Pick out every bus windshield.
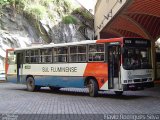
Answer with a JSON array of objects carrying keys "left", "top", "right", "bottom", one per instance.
[{"left": 123, "top": 47, "right": 152, "bottom": 70}]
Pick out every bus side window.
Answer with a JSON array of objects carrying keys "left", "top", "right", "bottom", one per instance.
[
  {"left": 78, "top": 45, "right": 86, "bottom": 62},
  {"left": 8, "top": 51, "right": 16, "bottom": 64},
  {"left": 54, "top": 47, "right": 68, "bottom": 62},
  {"left": 69, "top": 45, "right": 87, "bottom": 62},
  {"left": 69, "top": 46, "right": 77, "bottom": 62},
  {"left": 53, "top": 48, "right": 58, "bottom": 62},
  {"left": 25, "top": 50, "right": 30, "bottom": 63},
  {"left": 88, "top": 44, "right": 104, "bottom": 61},
  {"left": 46, "top": 49, "right": 52, "bottom": 63},
  {"left": 30, "top": 50, "right": 35, "bottom": 63},
  {"left": 30, "top": 49, "right": 39, "bottom": 63},
  {"left": 35, "top": 50, "right": 39, "bottom": 63},
  {"left": 40, "top": 49, "right": 46, "bottom": 63},
  {"left": 40, "top": 49, "right": 52, "bottom": 63}
]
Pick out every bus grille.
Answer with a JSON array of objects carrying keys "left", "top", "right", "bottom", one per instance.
[{"left": 134, "top": 79, "right": 141, "bottom": 83}]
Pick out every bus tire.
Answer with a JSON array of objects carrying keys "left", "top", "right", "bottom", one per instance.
[
  {"left": 114, "top": 91, "right": 123, "bottom": 96},
  {"left": 88, "top": 79, "right": 98, "bottom": 97},
  {"left": 49, "top": 86, "right": 60, "bottom": 91},
  {"left": 26, "top": 77, "right": 39, "bottom": 92}
]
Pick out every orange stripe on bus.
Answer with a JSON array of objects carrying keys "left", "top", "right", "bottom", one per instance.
[
  {"left": 83, "top": 63, "right": 108, "bottom": 89},
  {"left": 5, "top": 49, "right": 14, "bottom": 74},
  {"left": 96, "top": 38, "right": 122, "bottom": 43}
]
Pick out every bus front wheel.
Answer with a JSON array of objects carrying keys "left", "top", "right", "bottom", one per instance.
[
  {"left": 88, "top": 79, "right": 98, "bottom": 97},
  {"left": 26, "top": 77, "right": 40, "bottom": 92}
]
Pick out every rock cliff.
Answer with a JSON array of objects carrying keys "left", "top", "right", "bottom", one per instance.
[{"left": 0, "top": 0, "right": 94, "bottom": 71}]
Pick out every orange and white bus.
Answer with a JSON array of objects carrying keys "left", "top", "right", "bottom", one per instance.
[{"left": 5, "top": 37, "right": 154, "bottom": 97}]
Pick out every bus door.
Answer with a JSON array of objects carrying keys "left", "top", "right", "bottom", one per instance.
[
  {"left": 16, "top": 52, "right": 24, "bottom": 83},
  {"left": 107, "top": 44, "right": 121, "bottom": 90}
]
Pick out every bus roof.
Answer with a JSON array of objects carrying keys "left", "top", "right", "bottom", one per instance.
[
  {"left": 14, "top": 40, "right": 96, "bottom": 51},
  {"left": 14, "top": 38, "right": 124, "bottom": 51}
]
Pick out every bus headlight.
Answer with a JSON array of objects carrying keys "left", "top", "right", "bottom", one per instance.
[
  {"left": 124, "top": 80, "right": 127, "bottom": 83},
  {"left": 128, "top": 80, "right": 132, "bottom": 83}
]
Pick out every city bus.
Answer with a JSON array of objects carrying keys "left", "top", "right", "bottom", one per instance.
[{"left": 5, "top": 37, "right": 154, "bottom": 97}]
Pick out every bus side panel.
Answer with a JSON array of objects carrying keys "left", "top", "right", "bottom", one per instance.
[
  {"left": 6, "top": 64, "right": 17, "bottom": 83},
  {"left": 7, "top": 75, "right": 17, "bottom": 83},
  {"left": 23, "top": 63, "right": 87, "bottom": 88},
  {"left": 34, "top": 76, "right": 84, "bottom": 88},
  {"left": 22, "top": 63, "right": 108, "bottom": 89},
  {"left": 20, "top": 75, "right": 27, "bottom": 84},
  {"left": 19, "top": 75, "right": 45, "bottom": 86},
  {"left": 83, "top": 63, "right": 108, "bottom": 90}
]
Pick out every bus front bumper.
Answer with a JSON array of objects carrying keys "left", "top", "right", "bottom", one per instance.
[{"left": 123, "top": 82, "right": 154, "bottom": 91}]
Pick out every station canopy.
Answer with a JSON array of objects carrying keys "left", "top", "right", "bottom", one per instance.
[{"left": 100, "top": 0, "right": 160, "bottom": 41}]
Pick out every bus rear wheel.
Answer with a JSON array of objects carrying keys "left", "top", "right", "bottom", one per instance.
[
  {"left": 88, "top": 79, "right": 98, "bottom": 97},
  {"left": 26, "top": 77, "right": 40, "bottom": 92}
]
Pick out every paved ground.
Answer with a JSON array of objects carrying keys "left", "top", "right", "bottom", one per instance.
[{"left": 0, "top": 83, "right": 160, "bottom": 120}]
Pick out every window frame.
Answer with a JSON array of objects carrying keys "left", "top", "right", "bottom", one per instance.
[
  {"left": 25, "top": 50, "right": 31, "bottom": 64},
  {"left": 8, "top": 51, "right": 16, "bottom": 65},
  {"left": 23, "top": 43, "right": 106, "bottom": 64},
  {"left": 69, "top": 45, "right": 87, "bottom": 63},
  {"left": 39, "top": 48, "right": 53, "bottom": 64},
  {"left": 53, "top": 47, "right": 68, "bottom": 63},
  {"left": 30, "top": 49, "right": 40, "bottom": 63},
  {"left": 88, "top": 43, "right": 105, "bottom": 62}
]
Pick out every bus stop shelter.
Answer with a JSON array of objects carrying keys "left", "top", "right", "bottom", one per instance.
[
  {"left": 94, "top": 0, "right": 160, "bottom": 80},
  {"left": 97, "top": 0, "right": 160, "bottom": 41}
]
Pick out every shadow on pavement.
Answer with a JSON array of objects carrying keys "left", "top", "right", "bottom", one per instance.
[{"left": 11, "top": 87, "right": 150, "bottom": 100}]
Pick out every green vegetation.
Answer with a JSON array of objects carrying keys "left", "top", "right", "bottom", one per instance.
[
  {"left": 0, "top": 0, "right": 9, "bottom": 6},
  {"left": 0, "top": 0, "right": 74, "bottom": 21},
  {"left": 26, "top": 5, "right": 46, "bottom": 19},
  {"left": 0, "top": 0, "right": 93, "bottom": 26},
  {"left": 40, "top": 0, "right": 53, "bottom": 7},
  {"left": 62, "top": 15, "right": 77, "bottom": 24},
  {"left": 73, "top": 8, "right": 93, "bottom": 20}
]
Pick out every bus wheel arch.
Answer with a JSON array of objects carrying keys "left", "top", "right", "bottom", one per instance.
[
  {"left": 26, "top": 75, "right": 40, "bottom": 92},
  {"left": 26, "top": 75, "right": 34, "bottom": 81},
  {"left": 85, "top": 76, "right": 99, "bottom": 97}
]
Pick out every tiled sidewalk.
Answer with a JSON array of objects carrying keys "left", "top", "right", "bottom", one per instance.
[{"left": 0, "top": 83, "right": 159, "bottom": 119}]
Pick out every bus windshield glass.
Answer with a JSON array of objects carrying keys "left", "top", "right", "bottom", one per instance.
[{"left": 123, "top": 47, "right": 152, "bottom": 70}]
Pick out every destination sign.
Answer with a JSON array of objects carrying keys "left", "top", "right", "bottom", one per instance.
[
  {"left": 124, "top": 38, "right": 151, "bottom": 47},
  {"left": 109, "top": 42, "right": 120, "bottom": 45}
]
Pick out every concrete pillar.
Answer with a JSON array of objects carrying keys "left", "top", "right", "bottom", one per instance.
[{"left": 152, "top": 41, "right": 156, "bottom": 81}]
